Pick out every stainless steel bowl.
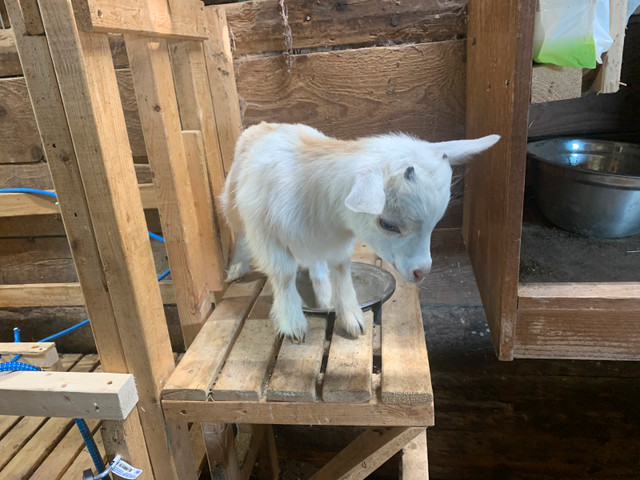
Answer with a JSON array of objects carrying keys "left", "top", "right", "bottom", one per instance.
[
  {"left": 528, "top": 138, "right": 640, "bottom": 238},
  {"left": 296, "top": 262, "right": 396, "bottom": 314}
]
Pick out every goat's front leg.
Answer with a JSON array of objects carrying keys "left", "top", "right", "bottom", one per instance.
[{"left": 331, "top": 261, "right": 365, "bottom": 337}]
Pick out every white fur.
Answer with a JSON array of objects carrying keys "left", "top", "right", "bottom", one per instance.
[{"left": 221, "top": 122, "right": 499, "bottom": 340}]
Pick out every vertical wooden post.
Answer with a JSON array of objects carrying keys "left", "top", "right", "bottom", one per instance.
[
  {"left": 5, "top": 0, "right": 152, "bottom": 475},
  {"left": 595, "top": 0, "right": 628, "bottom": 93},
  {"left": 34, "top": 0, "right": 196, "bottom": 477}
]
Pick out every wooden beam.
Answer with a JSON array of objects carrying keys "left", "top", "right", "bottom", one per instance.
[
  {"left": 0, "top": 342, "right": 58, "bottom": 368},
  {"left": 0, "top": 281, "right": 177, "bottom": 307},
  {"left": 0, "top": 371, "right": 137, "bottom": 420},
  {"left": 530, "top": 65, "right": 582, "bottom": 104},
  {"left": 0, "top": 184, "right": 157, "bottom": 218},
  {"left": 518, "top": 282, "right": 640, "bottom": 310},
  {"left": 400, "top": 430, "right": 429, "bottom": 480},
  {"left": 595, "top": 0, "right": 628, "bottom": 93},
  {"left": 35, "top": 0, "right": 193, "bottom": 476},
  {"left": 126, "top": 34, "right": 213, "bottom": 347},
  {"left": 462, "top": 0, "right": 536, "bottom": 360},
  {"left": 71, "top": 0, "right": 208, "bottom": 40}
]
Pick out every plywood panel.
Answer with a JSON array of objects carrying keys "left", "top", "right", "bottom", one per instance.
[{"left": 236, "top": 41, "right": 465, "bottom": 141}]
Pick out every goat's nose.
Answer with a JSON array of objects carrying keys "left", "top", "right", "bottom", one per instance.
[{"left": 412, "top": 266, "right": 430, "bottom": 282}]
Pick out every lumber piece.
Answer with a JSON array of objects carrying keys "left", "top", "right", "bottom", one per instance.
[
  {"left": 126, "top": 34, "right": 213, "bottom": 346},
  {"left": 224, "top": 0, "right": 466, "bottom": 55},
  {"left": 400, "top": 430, "right": 428, "bottom": 480},
  {"left": 0, "top": 30, "right": 22, "bottom": 77},
  {"left": 518, "top": 282, "right": 640, "bottom": 310},
  {"left": 0, "top": 281, "right": 176, "bottom": 307},
  {"left": 0, "top": 341, "right": 58, "bottom": 368},
  {"left": 595, "top": 0, "right": 628, "bottom": 93},
  {"left": 380, "top": 263, "right": 433, "bottom": 404},
  {"left": 309, "top": 427, "right": 423, "bottom": 480},
  {"left": 71, "top": 0, "right": 208, "bottom": 40},
  {"left": 34, "top": 0, "right": 191, "bottom": 475},
  {"left": 162, "top": 275, "right": 266, "bottom": 400},
  {"left": 204, "top": 6, "right": 242, "bottom": 173},
  {"left": 237, "top": 40, "right": 465, "bottom": 143},
  {"left": 530, "top": 65, "right": 582, "bottom": 104},
  {"left": 322, "top": 311, "right": 374, "bottom": 403},
  {"left": 0, "top": 371, "right": 138, "bottom": 420},
  {"left": 463, "top": 0, "right": 535, "bottom": 360},
  {"left": 266, "top": 316, "right": 326, "bottom": 402}
]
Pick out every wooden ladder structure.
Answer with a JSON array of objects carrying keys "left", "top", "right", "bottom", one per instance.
[{"left": 7, "top": 0, "right": 435, "bottom": 477}]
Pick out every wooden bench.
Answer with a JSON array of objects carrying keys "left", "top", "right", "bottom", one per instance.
[{"left": 162, "top": 244, "right": 434, "bottom": 479}]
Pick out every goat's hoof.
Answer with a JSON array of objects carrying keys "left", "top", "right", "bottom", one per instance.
[
  {"left": 225, "top": 262, "right": 250, "bottom": 282},
  {"left": 338, "top": 309, "right": 366, "bottom": 338}
]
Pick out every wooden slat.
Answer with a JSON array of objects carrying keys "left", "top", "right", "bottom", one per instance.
[
  {"left": 530, "top": 65, "right": 582, "bottom": 104},
  {"left": 266, "top": 316, "right": 327, "bottom": 402},
  {"left": 514, "top": 310, "right": 640, "bottom": 361},
  {"left": 28, "top": 418, "right": 101, "bottom": 480},
  {"left": 400, "top": 430, "right": 429, "bottom": 480},
  {"left": 211, "top": 318, "right": 280, "bottom": 401},
  {"left": 322, "top": 311, "right": 374, "bottom": 403},
  {"left": 462, "top": 0, "right": 535, "bottom": 360},
  {"left": 72, "top": 0, "right": 208, "bottom": 39},
  {"left": 0, "top": 415, "right": 21, "bottom": 439},
  {"left": 162, "top": 276, "right": 266, "bottom": 401},
  {"left": 518, "top": 282, "right": 640, "bottom": 310},
  {"left": 595, "top": 0, "right": 628, "bottom": 93},
  {"left": 35, "top": 0, "right": 187, "bottom": 475},
  {"left": 0, "top": 281, "right": 176, "bottom": 307},
  {"left": 224, "top": 0, "right": 466, "bottom": 55},
  {"left": 236, "top": 40, "right": 465, "bottom": 142},
  {"left": 0, "top": 341, "right": 58, "bottom": 368},
  {"left": 310, "top": 427, "right": 423, "bottom": 480},
  {"left": 0, "top": 183, "right": 157, "bottom": 217},
  {"left": 169, "top": 35, "right": 231, "bottom": 278},
  {"left": 163, "top": 392, "right": 434, "bottom": 426},
  {"left": 204, "top": 6, "right": 242, "bottom": 173},
  {"left": 0, "top": 76, "right": 43, "bottom": 163},
  {"left": 381, "top": 264, "right": 433, "bottom": 404},
  {"left": 126, "top": 34, "right": 213, "bottom": 347},
  {"left": 0, "top": 371, "right": 138, "bottom": 420},
  {"left": 0, "top": 30, "right": 22, "bottom": 78}
]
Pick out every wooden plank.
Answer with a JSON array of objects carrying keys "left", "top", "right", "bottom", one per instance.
[
  {"left": 29, "top": 418, "right": 101, "bottom": 480},
  {"left": 310, "top": 427, "right": 423, "bottom": 480},
  {"left": 400, "top": 430, "right": 428, "bottom": 480},
  {"left": 236, "top": 40, "right": 465, "bottom": 142},
  {"left": 0, "top": 371, "right": 138, "bottom": 420},
  {"left": 162, "top": 275, "right": 266, "bottom": 400},
  {"left": 0, "top": 341, "right": 58, "bottom": 368},
  {"left": 0, "top": 183, "right": 157, "bottom": 217},
  {"left": 0, "top": 76, "right": 43, "bottom": 163},
  {"left": 35, "top": 0, "right": 188, "bottom": 475},
  {"left": 595, "top": 0, "right": 628, "bottom": 93},
  {"left": 72, "top": 0, "right": 208, "bottom": 39},
  {"left": 530, "top": 65, "right": 582, "bottom": 104},
  {"left": 462, "top": 0, "right": 535, "bottom": 360},
  {"left": 0, "top": 415, "right": 21, "bottom": 439},
  {"left": 518, "top": 282, "right": 640, "bottom": 310},
  {"left": 0, "top": 30, "right": 22, "bottom": 78},
  {"left": 266, "top": 316, "right": 326, "bottom": 402},
  {"left": 0, "top": 281, "right": 176, "bottom": 307},
  {"left": 514, "top": 309, "right": 640, "bottom": 360},
  {"left": 126, "top": 34, "right": 213, "bottom": 347},
  {"left": 204, "top": 6, "right": 243, "bottom": 173},
  {"left": 163, "top": 394, "right": 434, "bottom": 426},
  {"left": 381, "top": 264, "right": 433, "bottom": 404},
  {"left": 211, "top": 318, "right": 281, "bottom": 401},
  {"left": 59, "top": 429, "right": 107, "bottom": 480},
  {"left": 322, "top": 311, "right": 373, "bottom": 403},
  {"left": 169, "top": 35, "right": 231, "bottom": 277},
  {"left": 224, "top": 0, "right": 466, "bottom": 55}
]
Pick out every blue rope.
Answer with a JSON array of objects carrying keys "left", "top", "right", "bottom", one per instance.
[
  {"left": 0, "top": 361, "right": 41, "bottom": 372},
  {"left": 75, "top": 418, "right": 107, "bottom": 475}
]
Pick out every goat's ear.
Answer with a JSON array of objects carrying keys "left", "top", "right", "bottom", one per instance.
[
  {"left": 433, "top": 134, "right": 500, "bottom": 166},
  {"left": 345, "top": 169, "right": 385, "bottom": 215}
]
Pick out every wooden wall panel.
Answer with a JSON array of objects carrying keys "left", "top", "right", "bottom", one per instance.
[{"left": 237, "top": 40, "right": 466, "bottom": 141}]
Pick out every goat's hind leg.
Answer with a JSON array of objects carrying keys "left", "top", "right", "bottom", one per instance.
[{"left": 226, "top": 233, "right": 252, "bottom": 282}]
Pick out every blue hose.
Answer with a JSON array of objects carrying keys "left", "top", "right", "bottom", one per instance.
[
  {"left": 0, "top": 361, "right": 41, "bottom": 372},
  {"left": 75, "top": 418, "right": 107, "bottom": 476},
  {"left": 0, "top": 187, "right": 58, "bottom": 198}
]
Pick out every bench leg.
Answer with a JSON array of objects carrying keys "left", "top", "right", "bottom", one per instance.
[
  {"left": 256, "top": 425, "right": 280, "bottom": 480},
  {"left": 400, "top": 429, "right": 428, "bottom": 480},
  {"left": 309, "top": 426, "right": 424, "bottom": 480},
  {"left": 203, "top": 422, "right": 242, "bottom": 480}
]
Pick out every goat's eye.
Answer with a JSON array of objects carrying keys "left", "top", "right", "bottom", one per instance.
[{"left": 378, "top": 218, "right": 401, "bottom": 234}]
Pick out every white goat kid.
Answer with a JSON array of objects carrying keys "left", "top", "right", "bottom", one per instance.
[{"left": 221, "top": 123, "right": 499, "bottom": 341}]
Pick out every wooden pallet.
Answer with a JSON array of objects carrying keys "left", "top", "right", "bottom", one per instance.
[{"left": 163, "top": 245, "right": 434, "bottom": 479}]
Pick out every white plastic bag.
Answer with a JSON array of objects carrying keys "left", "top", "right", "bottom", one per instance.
[{"left": 533, "top": 0, "right": 613, "bottom": 68}]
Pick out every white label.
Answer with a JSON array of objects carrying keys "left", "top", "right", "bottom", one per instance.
[{"left": 110, "top": 457, "right": 142, "bottom": 479}]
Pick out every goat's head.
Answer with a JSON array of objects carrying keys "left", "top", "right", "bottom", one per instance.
[{"left": 344, "top": 134, "right": 500, "bottom": 283}]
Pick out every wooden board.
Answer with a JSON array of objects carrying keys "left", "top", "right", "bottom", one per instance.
[
  {"left": 236, "top": 40, "right": 465, "bottom": 142},
  {"left": 162, "top": 276, "right": 266, "bottom": 400},
  {"left": 594, "top": 0, "right": 628, "bottom": 93},
  {"left": 530, "top": 65, "right": 582, "bottom": 104},
  {"left": 0, "top": 76, "right": 43, "bottom": 163},
  {"left": 381, "top": 264, "right": 433, "bottom": 404},
  {"left": 225, "top": 0, "right": 466, "bottom": 55},
  {"left": 518, "top": 282, "right": 640, "bottom": 311},
  {"left": 462, "top": 0, "right": 536, "bottom": 360},
  {"left": 322, "top": 311, "right": 373, "bottom": 403},
  {"left": 400, "top": 430, "right": 429, "bottom": 480},
  {"left": 0, "top": 341, "right": 58, "bottom": 368},
  {"left": 266, "top": 316, "right": 327, "bottom": 402}
]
